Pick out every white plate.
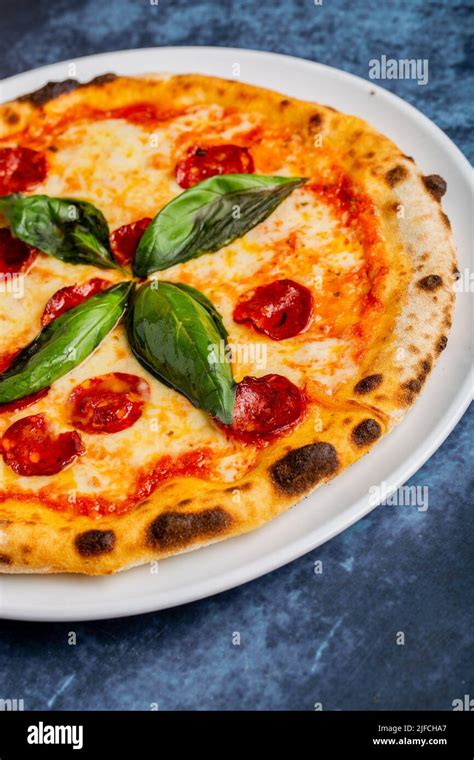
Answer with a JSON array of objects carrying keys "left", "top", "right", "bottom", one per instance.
[{"left": 0, "top": 47, "right": 472, "bottom": 621}]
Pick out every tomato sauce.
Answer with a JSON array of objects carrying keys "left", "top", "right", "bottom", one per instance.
[
  {"left": 0, "top": 103, "right": 182, "bottom": 151},
  {"left": 0, "top": 447, "right": 213, "bottom": 518},
  {"left": 308, "top": 168, "right": 388, "bottom": 362}
]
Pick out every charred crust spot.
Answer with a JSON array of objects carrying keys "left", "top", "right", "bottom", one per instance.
[
  {"left": 422, "top": 174, "right": 447, "bottom": 201},
  {"left": 418, "top": 274, "right": 443, "bottom": 291},
  {"left": 354, "top": 373, "right": 383, "bottom": 394},
  {"left": 401, "top": 377, "right": 424, "bottom": 404},
  {"left": 89, "top": 73, "right": 117, "bottom": 86},
  {"left": 176, "top": 78, "right": 193, "bottom": 90},
  {"left": 75, "top": 530, "right": 115, "bottom": 557},
  {"left": 308, "top": 113, "right": 323, "bottom": 133},
  {"left": 270, "top": 442, "right": 339, "bottom": 496},
  {"left": 18, "top": 79, "right": 81, "bottom": 106},
  {"left": 402, "top": 154, "right": 414, "bottom": 162},
  {"left": 18, "top": 73, "right": 117, "bottom": 106},
  {"left": 404, "top": 359, "right": 433, "bottom": 399},
  {"left": 0, "top": 553, "right": 12, "bottom": 565},
  {"left": 440, "top": 211, "right": 451, "bottom": 229},
  {"left": 385, "top": 165, "right": 408, "bottom": 187},
  {"left": 436, "top": 335, "right": 448, "bottom": 353},
  {"left": 4, "top": 110, "right": 20, "bottom": 125},
  {"left": 147, "top": 508, "right": 231, "bottom": 550},
  {"left": 421, "top": 358, "right": 432, "bottom": 375},
  {"left": 280, "top": 99, "right": 290, "bottom": 108},
  {"left": 177, "top": 498, "right": 192, "bottom": 507},
  {"left": 351, "top": 418, "right": 382, "bottom": 447}
]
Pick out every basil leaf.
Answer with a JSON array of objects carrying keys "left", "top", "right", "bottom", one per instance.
[
  {"left": 171, "top": 282, "right": 229, "bottom": 341},
  {"left": 0, "top": 281, "right": 134, "bottom": 404},
  {"left": 133, "top": 174, "right": 306, "bottom": 276},
  {"left": 0, "top": 193, "right": 124, "bottom": 271},
  {"left": 126, "top": 281, "right": 235, "bottom": 423}
]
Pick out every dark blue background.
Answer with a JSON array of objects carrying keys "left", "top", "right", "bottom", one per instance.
[{"left": 0, "top": 0, "right": 472, "bottom": 711}]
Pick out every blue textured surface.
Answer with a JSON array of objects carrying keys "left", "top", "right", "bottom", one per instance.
[{"left": 0, "top": 0, "right": 472, "bottom": 711}]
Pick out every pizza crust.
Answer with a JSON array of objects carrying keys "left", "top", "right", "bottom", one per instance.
[{"left": 0, "top": 74, "right": 456, "bottom": 574}]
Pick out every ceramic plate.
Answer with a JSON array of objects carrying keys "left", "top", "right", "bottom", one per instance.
[{"left": 0, "top": 47, "right": 471, "bottom": 621}]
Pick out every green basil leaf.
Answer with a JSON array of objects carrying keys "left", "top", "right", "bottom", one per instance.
[
  {"left": 126, "top": 281, "right": 235, "bottom": 423},
  {"left": 171, "top": 282, "right": 229, "bottom": 341},
  {"left": 0, "top": 281, "right": 134, "bottom": 404},
  {"left": 133, "top": 174, "right": 306, "bottom": 276},
  {"left": 0, "top": 193, "right": 124, "bottom": 271}
]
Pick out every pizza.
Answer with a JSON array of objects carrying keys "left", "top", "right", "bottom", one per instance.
[{"left": 0, "top": 73, "right": 456, "bottom": 574}]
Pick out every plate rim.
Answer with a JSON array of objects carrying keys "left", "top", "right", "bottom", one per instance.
[{"left": 0, "top": 46, "right": 472, "bottom": 621}]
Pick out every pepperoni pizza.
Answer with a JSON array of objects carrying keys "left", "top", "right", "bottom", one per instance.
[{"left": 0, "top": 74, "right": 456, "bottom": 574}]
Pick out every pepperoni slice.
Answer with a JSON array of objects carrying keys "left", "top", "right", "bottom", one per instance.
[
  {"left": 69, "top": 373, "right": 151, "bottom": 434},
  {"left": 41, "top": 278, "right": 111, "bottom": 326},
  {"left": 0, "top": 147, "right": 47, "bottom": 195},
  {"left": 110, "top": 218, "right": 152, "bottom": 267},
  {"left": 224, "top": 374, "right": 305, "bottom": 443},
  {"left": 175, "top": 144, "right": 255, "bottom": 189},
  {"left": 233, "top": 279, "right": 313, "bottom": 340},
  {"left": 0, "top": 351, "right": 50, "bottom": 414},
  {"left": 0, "top": 228, "right": 37, "bottom": 274},
  {"left": 1, "top": 414, "right": 85, "bottom": 476},
  {"left": 0, "top": 351, "right": 18, "bottom": 373}
]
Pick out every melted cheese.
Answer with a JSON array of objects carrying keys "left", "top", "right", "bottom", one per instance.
[{"left": 0, "top": 105, "right": 365, "bottom": 504}]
